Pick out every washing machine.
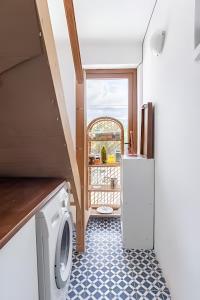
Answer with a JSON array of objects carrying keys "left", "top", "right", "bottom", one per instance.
[{"left": 36, "top": 184, "right": 73, "bottom": 300}]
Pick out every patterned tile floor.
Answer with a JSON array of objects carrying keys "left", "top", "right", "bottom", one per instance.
[{"left": 67, "top": 217, "right": 171, "bottom": 300}]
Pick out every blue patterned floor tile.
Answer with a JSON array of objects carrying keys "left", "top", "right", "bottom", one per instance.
[{"left": 67, "top": 217, "right": 170, "bottom": 300}]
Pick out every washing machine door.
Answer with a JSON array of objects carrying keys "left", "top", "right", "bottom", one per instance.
[{"left": 55, "top": 210, "right": 73, "bottom": 289}]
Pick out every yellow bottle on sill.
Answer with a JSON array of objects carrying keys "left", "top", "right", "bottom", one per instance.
[{"left": 107, "top": 154, "right": 116, "bottom": 164}]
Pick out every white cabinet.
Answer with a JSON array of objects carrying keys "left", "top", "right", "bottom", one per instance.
[
  {"left": 0, "top": 217, "right": 39, "bottom": 300},
  {"left": 121, "top": 156, "right": 154, "bottom": 249}
]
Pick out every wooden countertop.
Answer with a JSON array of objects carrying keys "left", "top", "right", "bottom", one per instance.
[{"left": 0, "top": 178, "right": 66, "bottom": 249}]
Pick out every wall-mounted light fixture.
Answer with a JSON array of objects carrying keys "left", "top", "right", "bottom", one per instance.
[{"left": 150, "top": 30, "right": 166, "bottom": 56}]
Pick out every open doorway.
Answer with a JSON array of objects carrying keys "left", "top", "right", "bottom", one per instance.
[
  {"left": 85, "top": 69, "right": 137, "bottom": 216},
  {"left": 86, "top": 69, "right": 137, "bottom": 151}
]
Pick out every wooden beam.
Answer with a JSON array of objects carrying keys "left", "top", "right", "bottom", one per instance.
[
  {"left": 86, "top": 68, "right": 136, "bottom": 76},
  {"left": 63, "top": 0, "right": 83, "bottom": 84},
  {"left": 76, "top": 79, "right": 87, "bottom": 251},
  {"left": 64, "top": 0, "right": 86, "bottom": 251}
]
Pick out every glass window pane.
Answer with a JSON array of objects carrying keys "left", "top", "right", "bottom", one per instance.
[{"left": 86, "top": 79, "right": 128, "bottom": 141}]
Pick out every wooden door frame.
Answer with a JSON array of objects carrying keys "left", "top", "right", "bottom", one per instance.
[
  {"left": 85, "top": 69, "right": 137, "bottom": 153},
  {"left": 76, "top": 74, "right": 90, "bottom": 242}
]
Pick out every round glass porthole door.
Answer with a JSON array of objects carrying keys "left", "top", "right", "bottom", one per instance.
[{"left": 55, "top": 211, "right": 72, "bottom": 289}]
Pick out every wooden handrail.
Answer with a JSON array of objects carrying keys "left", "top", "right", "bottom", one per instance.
[
  {"left": 63, "top": 0, "right": 83, "bottom": 84},
  {"left": 63, "top": 0, "right": 85, "bottom": 251}
]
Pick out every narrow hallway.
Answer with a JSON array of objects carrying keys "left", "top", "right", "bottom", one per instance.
[
  {"left": 0, "top": 1, "right": 199, "bottom": 300},
  {"left": 67, "top": 218, "right": 170, "bottom": 300}
]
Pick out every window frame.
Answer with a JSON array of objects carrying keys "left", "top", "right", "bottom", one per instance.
[{"left": 85, "top": 69, "right": 137, "bottom": 153}]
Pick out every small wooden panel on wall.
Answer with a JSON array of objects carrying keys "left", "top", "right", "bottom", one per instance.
[{"left": 140, "top": 102, "right": 154, "bottom": 159}]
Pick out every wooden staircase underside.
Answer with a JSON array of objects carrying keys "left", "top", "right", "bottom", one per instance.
[{"left": 0, "top": 0, "right": 85, "bottom": 251}]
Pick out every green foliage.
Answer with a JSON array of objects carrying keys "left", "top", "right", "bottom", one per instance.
[{"left": 101, "top": 146, "right": 107, "bottom": 164}]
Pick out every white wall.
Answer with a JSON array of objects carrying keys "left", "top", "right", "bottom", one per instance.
[
  {"left": 143, "top": 0, "right": 200, "bottom": 299},
  {"left": 80, "top": 40, "right": 142, "bottom": 66},
  {"left": 47, "top": 0, "right": 76, "bottom": 147}
]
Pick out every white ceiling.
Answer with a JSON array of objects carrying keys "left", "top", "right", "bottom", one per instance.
[{"left": 73, "top": 0, "right": 156, "bottom": 43}]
